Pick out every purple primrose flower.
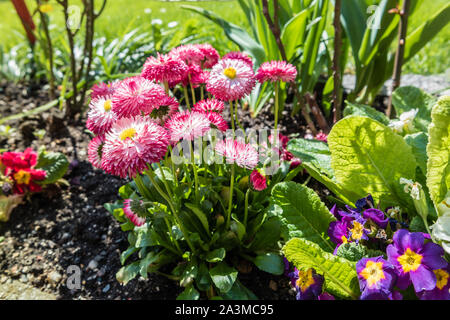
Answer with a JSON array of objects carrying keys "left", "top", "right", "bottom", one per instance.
[{"left": 356, "top": 256, "right": 397, "bottom": 300}]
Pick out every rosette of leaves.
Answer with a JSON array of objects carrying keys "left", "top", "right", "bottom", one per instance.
[{"left": 105, "top": 163, "right": 293, "bottom": 300}]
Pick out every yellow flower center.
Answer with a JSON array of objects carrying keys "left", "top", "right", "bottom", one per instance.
[
  {"left": 350, "top": 221, "right": 365, "bottom": 241},
  {"left": 359, "top": 260, "right": 386, "bottom": 287},
  {"left": 14, "top": 170, "right": 31, "bottom": 185},
  {"left": 295, "top": 268, "right": 315, "bottom": 293},
  {"left": 341, "top": 235, "right": 348, "bottom": 244},
  {"left": 119, "top": 128, "right": 136, "bottom": 141},
  {"left": 223, "top": 67, "right": 237, "bottom": 79},
  {"left": 397, "top": 248, "right": 423, "bottom": 273},
  {"left": 434, "top": 269, "right": 449, "bottom": 290},
  {"left": 103, "top": 99, "right": 112, "bottom": 112}
]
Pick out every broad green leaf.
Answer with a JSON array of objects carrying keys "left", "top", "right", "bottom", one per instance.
[
  {"left": 403, "top": 3, "right": 450, "bottom": 64},
  {"left": 253, "top": 253, "right": 284, "bottom": 275},
  {"left": 287, "top": 138, "right": 333, "bottom": 177},
  {"left": 281, "top": 8, "right": 310, "bottom": 60},
  {"left": 35, "top": 149, "right": 69, "bottom": 184},
  {"left": 247, "top": 217, "right": 281, "bottom": 251},
  {"left": 283, "top": 238, "right": 360, "bottom": 299},
  {"left": 426, "top": 96, "right": 450, "bottom": 205},
  {"left": 116, "top": 262, "right": 140, "bottom": 285},
  {"left": 177, "top": 285, "right": 200, "bottom": 300},
  {"left": 404, "top": 132, "right": 428, "bottom": 175},
  {"left": 209, "top": 262, "right": 238, "bottom": 294},
  {"left": 220, "top": 280, "right": 258, "bottom": 300},
  {"left": 343, "top": 102, "right": 390, "bottom": 125},
  {"left": 392, "top": 86, "right": 436, "bottom": 132},
  {"left": 196, "top": 262, "right": 212, "bottom": 292},
  {"left": 270, "top": 182, "right": 335, "bottom": 252},
  {"left": 328, "top": 116, "right": 417, "bottom": 210},
  {"left": 205, "top": 248, "right": 226, "bottom": 263}
]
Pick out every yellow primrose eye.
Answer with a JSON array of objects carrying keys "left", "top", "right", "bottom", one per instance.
[
  {"left": 103, "top": 99, "right": 112, "bottom": 112},
  {"left": 119, "top": 128, "right": 136, "bottom": 141},
  {"left": 434, "top": 269, "right": 449, "bottom": 290},
  {"left": 295, "top": 268, "right": 315, "bottom": 292},
  {"left": 397, "top": 248, "right": 423, "bottom": 273},
  {"left": 223, "top": 67, "right": 237, "bottom": 79},
  {"left": 360, "top": 261, "right": 386, "bottom": 287},
  {"left": 13, "top": 170, "right": 31, "bottom": 185}
]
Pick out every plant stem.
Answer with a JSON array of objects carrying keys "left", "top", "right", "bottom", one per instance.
[
  {"left": 146, "top": 167, "right": 196, "bottom": 253},
  {"left": 234, "top": 100, "right": 245, "bottom": 132},
  {"left": 226, "top": 164, "right": 235, "bottom": 229},
  {"left": 189, "top": 77, "right": 196, "bottom": 105},
  {"left": 190, "top": 141, "right": 200, "bottom": 202},
  {"left": 244, "top": 189, "right": 250, "bottom": 227},
  {"left": 183, "top": 85, "right": 191, "bottom": 110},
  {"left": 157, "top": 162, "right": 173, "bottom": 199},
  {"left": 163, "top": 80, "right": 170, "bottom": 95},
  {"left": 274, "top": 81, "right": 280, "bottom": 131},
  {"left": 332, "top": 0, "right": 342, "bottom": 123},
  {"left": 168, "top": 145, "right": 178, "bottom": 187},
  {"left": 229, "top": 100, "right": 235, "bottom": 136}
]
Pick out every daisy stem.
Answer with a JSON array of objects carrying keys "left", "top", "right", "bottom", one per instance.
[
  {"left": 188, "top": 75, "right": 196, "bottom": 105},
  {"left": 157, "top": 162, "right": 173, "bottom": 199},
  {"left": 274, "top": 81, "right": 280, "bottom": 131},
  {"left": 229, "top": 100, "right": 235, "bottom": 136},
  {"left": 226, "top": 164, "right": 235, "bottom": 229},
  {"left": 244, "top": 188, "right": 250, "bottom": 227},
  {"left": 190, "top": 141, "right": 200, "bottom": 203},
  {"left": 168, "top": 145, "right": 178, "bottom": 187},
  {"left": 234, "top": 100, "right": 245, "bottom": 133},
  {"left": 183, "top": 86, "right": 191, "bottom": 110},
  {"left": 201, "top": 86, "right": 204, "bottom": 100},
  {"left": 146, "top": 166, "right": 196, "bottom": 254},
  {"left": 133, "top": 173, "right": 152, "bottom": 200},
  {"left": 163, "top": 81, "right": 170, "bottom": 95}
]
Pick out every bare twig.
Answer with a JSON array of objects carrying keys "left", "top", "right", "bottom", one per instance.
[
  {"left": 386, "top": 0, "right": 411, "bottom": 118},
  {"left": 332, "top": 0, "right": 342, "bottom": 123}
]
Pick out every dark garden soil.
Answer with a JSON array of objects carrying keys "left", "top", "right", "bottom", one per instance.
[{"left": 0, "top": 80, "right": 314, "bottom": 300}]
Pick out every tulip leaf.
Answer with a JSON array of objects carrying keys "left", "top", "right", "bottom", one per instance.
[
  {"left": 270, "top": 181, "right": 335, "bottom": 252},
  {"left": 283, "top": 237, "right": 360, "bottom": 299},
  {"left": 328, "top": 116, "right": 417, "bottom": 210},
  {"left": 426, "top": 96, "right": 450, "bottom": 205}
]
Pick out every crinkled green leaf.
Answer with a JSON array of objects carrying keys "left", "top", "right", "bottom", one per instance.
[
  {"left": 343, "top": 102, "right": 390, "bottom": 125},
  {"left": 426, "top": 96, "right": 450, "bottom": 205},
  {"left": 287, "top": 138, "right": 333, "bottom": 177},
  {"left": 336, "top": 242, "right": 367, "bottom": 262},
  {"left": 35, "top": 149, "right": 69, "bottom": 184},
  {"left": 328, "top": 116, "right": 417, "bottom": 210},
  {"left": 404, "top": 132, "right": 428, "bottom": 175},
  {"left": 392, "top": 86, "right": 436, "bottom": 132},
  {"left": 270, "top": 182, "right": 335, "bottom": 252},
  {"left": 283, "top": 238, "right": 360, "bottom": 299}
]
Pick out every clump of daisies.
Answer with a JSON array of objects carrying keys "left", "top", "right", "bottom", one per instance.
[{"left": 85, "top": 43, "right": 300, "bottom": 299}]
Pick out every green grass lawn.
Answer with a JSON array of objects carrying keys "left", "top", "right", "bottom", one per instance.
[{"left": 0, "top": 0, "right": 448, "bottom": 75}]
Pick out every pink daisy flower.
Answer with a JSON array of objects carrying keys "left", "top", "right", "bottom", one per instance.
[
  {"left": 195, "top": 43, "right": 220, "bottom": 68},
  {"left": 86, "top": 95, "right": 118, "bottom": 135},
  {"left": 250, "top": 169, "right": 267, "bottom": 191},
  {"left": 222, "top": 51, "right": 253, "bottom": 68},
  {"left": 102, "top": 116, "right": 169, "bottom": 178},
  {"left": 193, "top": 99, "right": 225, "bottom": 113},
  {"left": 169, "top": 44, "right": 204, "bottom": 66},
  {"left": 112, "top": 76, "right": 167, "bottom": 118},
  {"left": 204, "top": 112, "right": 228, "bottom": 132},
  {"left": 215, "top": 139, "right": 259, "bottom": 169},
  {"left": 123, "top": 199, "right": 146, "bottom": 227},
  {"left": 87, "top": 135, "right": 105, "bottom": 169},
  {"left": 190, "top": 69, "right": 210, "bottom": 87},
  {"left": 206, "top": 59, "right": 256, "bottom": 101},
  {"left": 90, "top": 81, "right": 119, "bottom": 100},
  {"left": 256, "top": 60, "right": 297, "bottom": 83},
  {"left": 315, "top": 132, "right": 328, "bottom": 143},
  {"left": 165, "top": 110, "right": 211, "bottom": 143},
  {"left": 150, "top": 96, "right": 179, "bottom": 125},
  {"left": 141, "top": 53, "right": 188, "bottom": 84}
]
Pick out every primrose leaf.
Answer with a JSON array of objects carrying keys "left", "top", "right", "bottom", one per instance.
[
  {"left": 336, "top": 242, "right": 367, "bottom": 262},
  {"left": 283, "top": 238, "right": 360, "bottom": 299},
  {"left": 426, "top": 96, "right": 450, "bottom": 206},
  {"left": 35, "top": 149, "right": 69, "bottom": 184},
  {"left": 392, "top": 86, "right": 436, "bottom": 132},
  {"left": 328, "top": 116, "right": 417, "bottom": 210},
  {"left": 287, "top": 138, "right": 333, "bottom": 177},
  {"left": 253, "top": 253, "right": 284, "bottom": 275},
  {"left": 209, "top": 262, "right": 238, "bottom": 294},
  {"left": 343, "top": 102, "right": 390, "bottom": 125},
  {"left": 270, "top": 182, "right": 335, "bottom": 252},
  {"left": 404, "top": 132, "right": 428, "bottom": 175}
]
